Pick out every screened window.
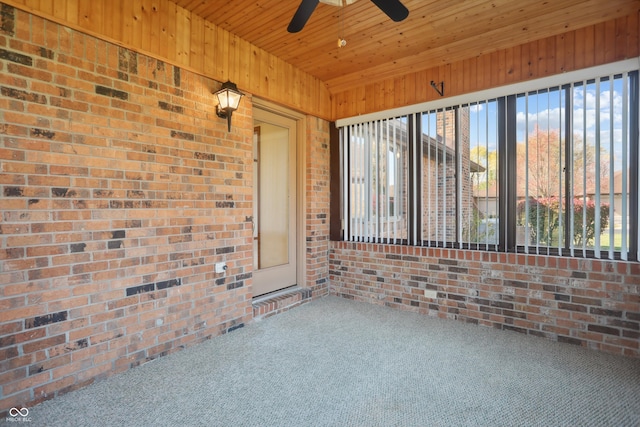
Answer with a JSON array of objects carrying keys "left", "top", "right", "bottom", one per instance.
[
  {"left": 462, "top": 101, "right": 500, "bottom": 249},
  {"left": 337, "top": 62, "right": 639, "bottom": 261},
  {"left": 516, "top": 72, "right": 636, "bottom": 259},
  {"left": 343, "top": 118, "right": 409, "bottom": 243},
  {"left": 420, "top": 109, "right": 457, "bottom": 245}
]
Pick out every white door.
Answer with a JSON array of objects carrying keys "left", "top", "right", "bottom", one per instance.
[{"left": 252, "top": 108, "right": 297, "bottom": 296}]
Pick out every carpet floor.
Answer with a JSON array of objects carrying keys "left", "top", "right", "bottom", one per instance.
[{"left": 23, "top": 296, "right": 640, "bottom": 426}]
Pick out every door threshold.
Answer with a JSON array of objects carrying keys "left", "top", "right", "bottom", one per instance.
[{"left": 252, "top": 286, "right": 313, "bottom": 320}]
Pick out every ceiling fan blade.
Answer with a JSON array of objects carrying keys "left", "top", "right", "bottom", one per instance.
[
  {"left": 370, "top": 0, "right": 409, "bottom": 22},
  {"left": 287, "top": 0, "right": 320, "bottom": 33}
]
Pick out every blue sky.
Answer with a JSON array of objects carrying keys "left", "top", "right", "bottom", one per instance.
[
  {"left": 426, "top": 75, "right": 632, "bottom": 173},
  {"left": 517, "top": 77, "right": 629, "bottom": 172}
]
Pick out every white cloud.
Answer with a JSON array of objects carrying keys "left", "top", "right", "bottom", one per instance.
[{"left": 516, "top": 106, "right": 564, "bottom": 133}]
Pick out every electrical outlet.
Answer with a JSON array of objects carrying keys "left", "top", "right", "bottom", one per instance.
[{"left": 215, "top": 262, "right": 227, "bottom": 274}]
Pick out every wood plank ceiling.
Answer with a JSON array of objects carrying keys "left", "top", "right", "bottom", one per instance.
[{"left": 170, "top": 0, "right": 638, "bottom": 94}]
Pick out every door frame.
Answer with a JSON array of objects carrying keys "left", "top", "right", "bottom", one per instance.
[{"left": 252, "top": 98, "right": 306, "bottom": 296}]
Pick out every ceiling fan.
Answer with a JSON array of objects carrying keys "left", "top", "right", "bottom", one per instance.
[{"left": 287, "top": 0, "right": 409, "bottom": 33}]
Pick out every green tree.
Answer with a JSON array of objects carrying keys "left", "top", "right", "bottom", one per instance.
[
  {"left": 516, "top": 196, "right": 610, "bottom": 247},
  {"left": 470, "top": 146, "right": 498, "bottom": 192}
]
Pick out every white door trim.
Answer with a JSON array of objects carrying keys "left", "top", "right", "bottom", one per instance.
[{"left": 252, "top": 98, "right": 306, "bottom": 295}]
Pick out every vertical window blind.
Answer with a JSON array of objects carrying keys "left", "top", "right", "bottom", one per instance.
[{"left": 338, "top": 61, "right": 639, "bottom": 261}]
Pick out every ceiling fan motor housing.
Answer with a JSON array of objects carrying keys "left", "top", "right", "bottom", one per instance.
[
  {"left": 319, "top": 0, "right": 358, "bottom": 5},
  {"left": 288, "top": 0, "right": 408, "bottom": 33}
]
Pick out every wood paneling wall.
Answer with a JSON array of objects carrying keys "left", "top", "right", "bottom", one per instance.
[
  {"left": 332, "top": 13, "right": 640, "bottom": 119},
  {"left": 3, "top": 0, "right": 333, "bottom": 119},
  {"left": 3, "top": 2, "right": 639, "bottom": 121}
]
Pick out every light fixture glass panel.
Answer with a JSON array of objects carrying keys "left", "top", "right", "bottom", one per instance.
[
  {"left": 216, "top": 90, "right": 231, "bottom": 110},
  {"left": 227, "top": 91, "right": 242, "bottom": 109}
]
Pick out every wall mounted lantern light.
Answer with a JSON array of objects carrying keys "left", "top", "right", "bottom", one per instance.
[{"left": 214, "top": 80, "right": 244, "bottom": 132}]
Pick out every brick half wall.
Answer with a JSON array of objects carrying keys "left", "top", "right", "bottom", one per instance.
[{"left": 330, "top": 241, "right": 640, "bottom": 357}]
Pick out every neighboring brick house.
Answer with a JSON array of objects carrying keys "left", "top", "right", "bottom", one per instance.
[{"left": 346, "top": 109, "right": 481, "bottom": 243}]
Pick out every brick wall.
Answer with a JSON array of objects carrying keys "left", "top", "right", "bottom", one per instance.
[
  {"left": 0, "top": 5, "right": 329, "bottom": 414},
  {"left": 330, "top": 241, "right": 640, "bottom": 357},
  {"left": 305, "top": 116, "right": 331, "bottom": 294}
]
